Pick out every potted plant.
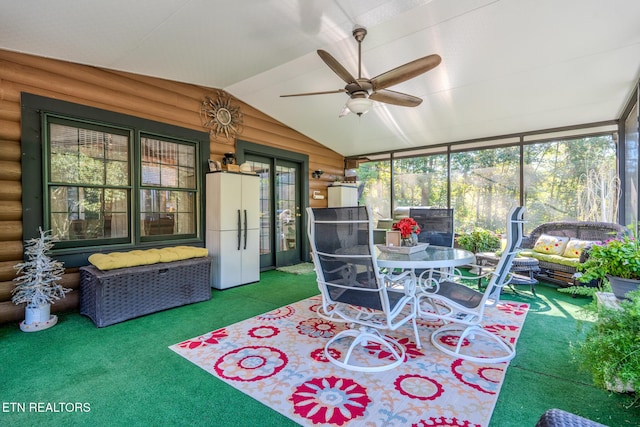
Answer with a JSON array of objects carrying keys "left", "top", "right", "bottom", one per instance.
[
  {"left": 572, "top": 289, "right": 640, "bottom": 401},
  {"left": 456, "top": 228, "right": 501, "bottom": 253},
  {"left": 578, "top": 232, "right": 640, "bottom": 300},
  {"left": 11, "top": 228, "right": 70, "bottom": 332}
]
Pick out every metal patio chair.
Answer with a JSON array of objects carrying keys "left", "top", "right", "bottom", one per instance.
[
  {"left": 417, "top": 206, "right": 525, "bottom": 363},
  {"left": 307, "top": 205, "right": 421, "bottom": 372}
]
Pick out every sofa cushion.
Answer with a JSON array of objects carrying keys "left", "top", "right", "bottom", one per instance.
[
  {"left": 562, "top": 238, "right": 598, "bottom": 258},
  {"left": 519, "top": 250, "right": 581, "bottom": 268},
  {"left": 533, "top": 234, "right": 570, "bottom": 255}
]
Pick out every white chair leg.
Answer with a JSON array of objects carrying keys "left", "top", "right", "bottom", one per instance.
[
  {"left": 410, "top": 317, "right": 422, "bottom": 349},
  {"left": 325, "top": 327, "right": 406, "bottom": 372},
  {"left": 430, "top": 324, "right": 515, "bottom": 364}
]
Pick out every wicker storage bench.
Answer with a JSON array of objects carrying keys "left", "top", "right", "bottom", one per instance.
[{"left": 79, "top": 256, "right": 212, "bottom": 327}]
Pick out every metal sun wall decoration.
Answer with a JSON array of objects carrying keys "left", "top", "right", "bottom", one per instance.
[{"left": 201, "top": 91, "right": 244, "bottom": 141}]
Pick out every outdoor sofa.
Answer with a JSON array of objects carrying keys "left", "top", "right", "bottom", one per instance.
[{"left": 519, "top": 221, "right": 628, "bottom": 287}]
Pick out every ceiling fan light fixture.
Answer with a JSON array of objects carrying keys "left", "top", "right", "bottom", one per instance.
[
  {"left": 281, "top": 26, "right": 440, "bottom": 117},
  {"left": 346, "top": 97, "right": 372, "bottom": 116}
]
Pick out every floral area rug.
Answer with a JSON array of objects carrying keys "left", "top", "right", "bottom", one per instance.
[{"left": 169, "top": 296, "right": 529, "bottom": 427}]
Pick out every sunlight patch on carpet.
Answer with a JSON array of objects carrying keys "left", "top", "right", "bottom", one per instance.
[
  {"left": 275, "top": 263, "right": 315, "bottom": 275},
  {"left": 170, "top": 296, "right": 529, "bottom": 427}
]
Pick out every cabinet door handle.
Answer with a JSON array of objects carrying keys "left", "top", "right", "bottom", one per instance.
[
  {"left": 244, "top": 210, "right": 248, "bottom": 250},
  {"left": 237, "top": 209, "right": 241, "bottom": 250}
]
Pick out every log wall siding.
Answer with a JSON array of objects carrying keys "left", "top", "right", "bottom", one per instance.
[{"left": 0, "top": 49, "right": 343, "bottom": 325}]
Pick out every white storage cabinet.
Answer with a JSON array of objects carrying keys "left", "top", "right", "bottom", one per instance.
[
  {"left": 206, "top": 172, "right": 260, "bottom": 289},
  {"left": 328, "top": 185, "right": 358, "bottom": 207}
]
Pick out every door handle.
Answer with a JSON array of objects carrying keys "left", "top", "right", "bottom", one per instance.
[
  {"left": 237, "top": 209, "right": 241, "bottom": 250},
  {"left": 244, "top": 209, "right": 248, "bottom": 250}
]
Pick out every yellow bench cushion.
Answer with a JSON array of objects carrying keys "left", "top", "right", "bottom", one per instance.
[{"left": 88, "top": 246, "right": 209, "bottom": 270}]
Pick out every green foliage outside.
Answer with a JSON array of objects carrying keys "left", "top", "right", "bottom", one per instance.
[
  {"left": 356, "top": 136, "right": 617, "bottom": 232},
  {"left": 456, "top": 228, "right": 501, "bottom": 253}
]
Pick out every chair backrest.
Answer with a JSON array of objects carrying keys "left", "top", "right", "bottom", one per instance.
[
  {"left": 307, "top": 206, "right": 388, "bottom": 311},
  {"left": 485, "top": 206, "right": 526, "bottom": 299},
  {"left": 409, "top": 208, "right": 454, "bottom": 247}
]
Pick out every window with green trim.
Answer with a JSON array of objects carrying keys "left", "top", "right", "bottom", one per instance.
[
  {"left": 42, "top": 114, "right": 199, "bottom": 249},
  {"left": 21, "top": 93, "right": 207, "bottom": 267},
  {"left": 47, "top": 118, "right": 132, "bottom": 248},
  {"left": 139, "top": 135, "right": 197, "bottom": 238}
]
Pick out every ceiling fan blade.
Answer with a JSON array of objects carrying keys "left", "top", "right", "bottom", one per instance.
[
  {"left": 317, "top": 49, "right": 360, "bottom": 87},
  {"left": 370, "top": 54, "right": 441, "bottom": 91},
  {"left": 280, "top": 89, "right": 347, "bottom": 98},
  {"left": 369, "top": 89, "right": 423, "bottom": 107}
]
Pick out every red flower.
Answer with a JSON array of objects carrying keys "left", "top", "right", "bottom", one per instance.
[{"left": 393, "top": 218, "right": 421, "bottom": 238}]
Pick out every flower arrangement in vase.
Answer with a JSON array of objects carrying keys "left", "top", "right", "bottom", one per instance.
[{"left": 392, "top": 218, "right": 421, "bottom": 246}]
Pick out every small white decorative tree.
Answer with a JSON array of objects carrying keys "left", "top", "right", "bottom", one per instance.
[{"left": 12, "top": 228, "right": 70, "bottom": 331}]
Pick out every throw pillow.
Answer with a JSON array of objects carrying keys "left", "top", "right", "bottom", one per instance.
[
  {"left": 562, "top": 238, "right": 598, "bottom": 258},
  {"left": 533, "top": 234, "right": 570, "bottom": 255}
]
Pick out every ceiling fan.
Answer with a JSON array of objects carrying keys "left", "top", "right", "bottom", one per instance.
[{"left": 281, "top": 25, "right": 441, "bottom": 117}]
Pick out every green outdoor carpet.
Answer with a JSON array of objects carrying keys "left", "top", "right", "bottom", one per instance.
[{"left": 1, "top": 270, "right": 639, "bottom": 426}]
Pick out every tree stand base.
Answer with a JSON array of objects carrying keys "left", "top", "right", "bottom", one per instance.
[{"left": 19, "top": 315, "right": 58, "bottom": 332}]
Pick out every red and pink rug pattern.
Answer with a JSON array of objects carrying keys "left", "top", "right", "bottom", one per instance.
[{"left": 170, "top": 296, "right": 529, "bottom": 427}]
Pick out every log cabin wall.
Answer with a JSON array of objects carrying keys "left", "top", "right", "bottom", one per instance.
[{"left": 0, "top": 49, "right": 344, "bottom": 325}]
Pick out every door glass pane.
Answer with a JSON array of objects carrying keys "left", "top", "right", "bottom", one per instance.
[
  {"left": 245, "top": 159, "right": 272, "bottom": 257},
  {"left": 276, "top": 164, "right": 297, "bottom": 252}
]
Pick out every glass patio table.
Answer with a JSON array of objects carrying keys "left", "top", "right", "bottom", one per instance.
[{"left": 375, "top": 245, "right": 475, "bottom": 271}]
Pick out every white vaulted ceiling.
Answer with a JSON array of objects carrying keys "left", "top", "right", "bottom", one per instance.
[{"left": 1, "top": 0, "right": 639, "bottom": 157}]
